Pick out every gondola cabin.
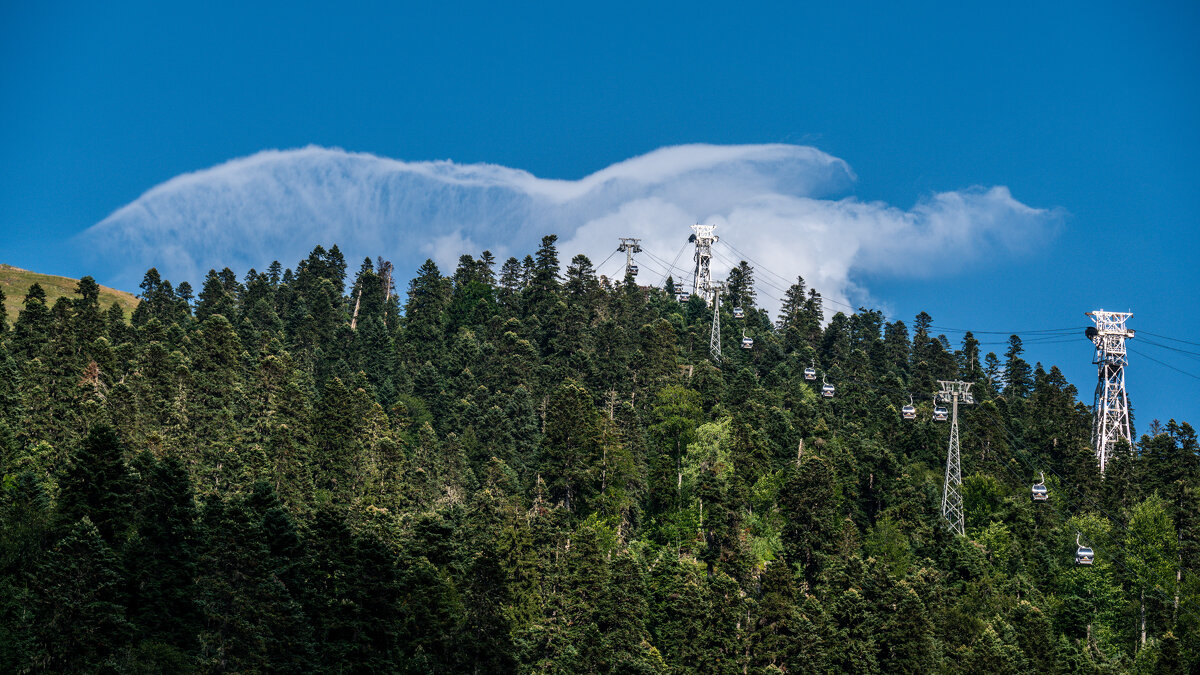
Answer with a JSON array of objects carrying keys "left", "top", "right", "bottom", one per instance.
[
  {"left": 901, "top": 404, "right": 917, "bottom": 420},
  {"left": 732, "top": 307, "right": 745, "bottom": 319},
  {"left": 1031, "top": 484, "right": 1049, "bottom": 501},
  {"left": 741, "top": 336, "right": 753, "bottom": 349},
  {"left": 932, "top": 406, "right": 948, "bottom": 422},
  {"left": 628, "top": 265, "right": 638, "bottom": 276},
  {"left": 803, "top": 367, "right": 817, "bottom": 381},
  {"left": 1075, "top": 546, "right": 1095, "bottom": 566},
  {"left": 821, "top": 383, "right": 835, "bottom": 398},
  {"left": 677, "top": 292, "right": 691, "bottom": 302}
]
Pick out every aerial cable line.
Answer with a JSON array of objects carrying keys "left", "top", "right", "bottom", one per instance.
[
  {"left": 708, "top": 247, "right": 792, "bottom": 295},
  {"left": 641, "top": 247, "right": 694, "bottom": 279},
  {"left": 707, "top": 242, "right": 802, "bottom": 300},
  {"left": 1138, "top": 337, "right": 1200, "bottom": 360},
  {"left": 1139, "top": 329, "right": 1200, "bottom": 347},
  {"left": 623, "top": 256, "right": 673, "bottom": 284},
  {"left": 641, "top": 244, "right": 698, "bottom": 286},
  {"left": 644, "top": 242, "right": 787, "bottom": 306},
  {"left": 1128, "top": 347, "right": 1200, "bottom": 382},
  {"left": 717, "top": 239, "right": 797, "bottom": 288},
  {"left": 931, "top": 326, "right": 1081, "bottom": 335},
  {"left": 969, "top": 335, "right": 1079, "bottom": 344},
  {"left": 659, "top": 240, "right": 692, "bottom": 286},
  {"left": 590, "top": 247, "right": 622, "bottom": 277}
]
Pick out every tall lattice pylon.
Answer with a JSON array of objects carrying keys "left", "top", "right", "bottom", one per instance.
[
  {"left": 708, "top": 282, "right": 724, "bottom": 364},
  {"left": 690, "top": 224, "right": 718, "bottom": 305},
  {"left": 1087, "top": 310, "right": 1134, "bottom": 475},
  {"left": 939, "top": 380, "right": 975, "bottom": 536}
]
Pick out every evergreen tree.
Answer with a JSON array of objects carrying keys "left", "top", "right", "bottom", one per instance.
[
  {"left": 25, "top": 518, "right": 133, "bottom": 671},
  {"left": 1003, "top": 335, "right": 1032, "bottom": 398},
  {"left": 196, "top": 269, "right": 237, "bottom": 322},
  {"left": 11, "top": 283, "right": 52, "bottom": 360},
  {"left": 57, "top": 424, "right": 134, "bottom": 543},
  {"left": 126, "top": 453, "right": 201, "bottom": 654}
]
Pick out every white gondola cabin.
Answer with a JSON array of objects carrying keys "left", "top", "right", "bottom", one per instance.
[
  {"left": 1031, "top": 472, "right": 1048, "bottom": 502},
  {"left": 932, "top": 406, "right": 948, "bottom": 422},
  {"left": 821, "top": 375, "right": 835, "bottom": 398},
  {"left": 1075, "top": 534, "right": 1094, "bottom": 566},
  {"left": 741, "top": 329, "right": 753, "bottom": 349},
  {"left": 804, "top": 360, "right": 817, "bottom": 381},
  {"left": 628, "top": 265, "right": 638, "bottom": 276},
  {"left": 732, "top": 307, "right": 745, "bottom": 319}
]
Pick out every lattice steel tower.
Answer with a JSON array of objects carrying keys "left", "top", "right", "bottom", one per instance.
[
  {"left": 1086, "top": 310, "right": 1134, "bottom": 475},
  {"left": 938, "top": 380, "right": 975, "bottom": 537},
  {"left": 617, "top": 237, "right": 642, "bottom": 278},
  {"left": 690, "top": 224, "right": 718, "bottom": 305},
  {"left": 708, "top": 282, "right": 724, "bottom": 364}
]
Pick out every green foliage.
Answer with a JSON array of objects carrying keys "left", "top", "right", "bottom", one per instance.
[{"left": 0, "top": 241, "right": 1196, "bottom": 672}]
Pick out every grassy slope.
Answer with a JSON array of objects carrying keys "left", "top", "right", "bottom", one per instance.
[{"left": 0, "top": 264, "right": 139, "bottom": 323}]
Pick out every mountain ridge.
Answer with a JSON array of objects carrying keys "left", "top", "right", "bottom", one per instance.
[{"left": 0, "top": 263, "right": 139, "bottom": 322}]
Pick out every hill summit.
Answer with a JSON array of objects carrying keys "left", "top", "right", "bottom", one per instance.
[{"left": 0, "top": 264, "right": 138, "bottom": 320}]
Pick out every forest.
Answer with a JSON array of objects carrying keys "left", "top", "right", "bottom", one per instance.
[{"left": 0, "top": 235, "right": 1196, "bottom": 673}]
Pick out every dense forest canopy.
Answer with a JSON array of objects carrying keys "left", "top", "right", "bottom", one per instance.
[{"left": 0, "top": 236, "right": 1197, "bottom": 673}]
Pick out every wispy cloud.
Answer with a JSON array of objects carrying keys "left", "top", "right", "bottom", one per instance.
[{"left": 79, "top": 144, "right": 1059, "bottom": 312}]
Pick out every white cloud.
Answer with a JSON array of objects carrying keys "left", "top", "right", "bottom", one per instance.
[{"left": 78, "top": 143, "right": 1059, "bottom": 314}]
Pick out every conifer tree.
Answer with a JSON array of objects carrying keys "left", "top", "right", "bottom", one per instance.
[
  {"left": 12, "top": 283, "right": 52, "bottom": 360},
  {"left": 25, "top": 518, "right": 132, "bottom": 671},
  {"left": 780, "top": 453, "right": 840, "bottom": 583},
  {"left": 126, "top": 453, "right": 200, "bottom": 653},
  {"left": 58, "top": 424, "right": 134, "bottom": 543},
  {"left": 1004, "top": 335, "right": 1033, "bottom": 398}
]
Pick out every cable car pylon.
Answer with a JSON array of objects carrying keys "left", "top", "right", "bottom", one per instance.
[
  {"left": 617, "top": 237, "right": 642, "bottom": 278},
  {"left": 690, "top": 224, "right": 717, "bottom": 305},
  {"left": 938, "top": 380, "right": 974, "bottom": 537},
  {"left": 708, "top": 282, "right": 724, "bottom": 364},
  {"left": 1085, "top": 310, "right": 1134, "bottom": 475}
]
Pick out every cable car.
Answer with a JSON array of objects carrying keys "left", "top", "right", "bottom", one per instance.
[
  {"left": 1075, "top": 533, "right": 1094, "bottom": 566},
  {"left": 732, "top": 306, "right": 745, "bottom": 319},
  {"left": 932, "top": 406, "right": 948, "bottom": 422},
  {"left": 741, "top": 329, "right": 753, "bottom": 349},
  {"left": 821, "top": 375, "right": 835, "bottom": 398},
  {"left": 901, "top": 395, "right": 917, "bottom": 420},
  {"left": 674, "top": 282, "right": 685, "bottom": 293},
  {"left": 1031, "top": 472, "right": 1048, "bottom": 502},
  {"left": 628, "top": 265, "right": 638, "bottom": 276},
  {"left": 677, "top": 293, "right": 691, "bottom": 302},
  {"left": 804, "top": 359, "right": 817, "bottom": 381}
]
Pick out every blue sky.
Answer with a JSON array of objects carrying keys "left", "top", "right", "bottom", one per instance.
[{"left": 2, "top": 0, "right": 1198, "bottom": 427}]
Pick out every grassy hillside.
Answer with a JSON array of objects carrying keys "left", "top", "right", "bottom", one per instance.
[{"left": 0, "top": 263, "right": 139, "bottom": 322}]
